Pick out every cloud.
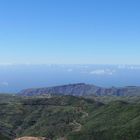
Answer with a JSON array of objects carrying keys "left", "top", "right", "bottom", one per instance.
[
  {"left": 67, "top": 69, "right": 73, "bottom": 72},
  {"left": 128, "top": 66, "right": 140, "bottom": 70},
  {"left": 0, "top": 63, "right": 14, "bottom": 66},
  {"left": 0, "top": 82, "right": 9, "bottom": 86},
  {"left": 117, "top": 65, "right": 140, "bottom": 70},
  {"left": 117, "top": 65, "right": 126, "bottom": 69},
  {"left": 89, "top": 69, "right": 115, "bottom": 75}
]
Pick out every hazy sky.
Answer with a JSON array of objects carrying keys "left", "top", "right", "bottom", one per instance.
[{"left": 0, "top": 0, "right": 140, "bottom": 64}]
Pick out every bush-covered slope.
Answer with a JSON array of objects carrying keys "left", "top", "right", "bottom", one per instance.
[
  {"left": 0, "top": 95, "right": 101, "bottom": 140},
  {"left": 0, "top": 94, "right": 140, "bottom": 140},
  {"left": 0, "top": 133, "right": 10, "bottom": 140},
  {"left": 0, "top": 124, "right": 14, "bottom": 140},
  {"left": 67, "top": 101, "right": 140, "bottom": 140}
]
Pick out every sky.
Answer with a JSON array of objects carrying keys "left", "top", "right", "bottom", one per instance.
[{"left": 0, "top": 0, "right": 140, "bottom": 64}]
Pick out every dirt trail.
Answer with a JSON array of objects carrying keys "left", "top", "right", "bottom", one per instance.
[
  {"left": 71, "top": 109, "right": 89, "bottom": 132},
  {"left": 72, "top": 120, "right": 82, "bottom": 132},
  {"left": 81, "top": 111, "right": 89, "bottom": 118}
]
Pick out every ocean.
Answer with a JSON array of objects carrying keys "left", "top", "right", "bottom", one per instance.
[{"left": 0, "top": 64, "right": 140, "bottom": 93}]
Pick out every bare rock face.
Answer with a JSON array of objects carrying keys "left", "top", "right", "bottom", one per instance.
[{"left": 14, "top": 136, "right": 50, "bottom": 140}]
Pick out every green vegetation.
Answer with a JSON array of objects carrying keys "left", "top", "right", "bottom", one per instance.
[
  {"left": 67, "top": 101, "right": 140, "bottom": 140},
  {"left": 0, "top": 94, "right": 140, "bottom": 140},
  {"left": 91, "top": 95, "right": 140, "bottom": 104},
  {"left": 0, "top": 133, "right": 10, "bottom": 140}
]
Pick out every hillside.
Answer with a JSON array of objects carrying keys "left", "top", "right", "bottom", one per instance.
[
  {"left": 0, "top": 94, "right": 140, "bottom": 140},
  {"left": 19, "top": 83, "right": 140, "bottom": 96},
  {"left": 0, "top": 132, "right": 10, "bottom": 140},
  {"left": 0, "top": 124, "right": 14, "bottom": 140},
  {"left": 0, "top": 95, "right": 102, "bottom": 140},
  {"left": 67, "top": 101, "right": 140, "bottom": 140}
]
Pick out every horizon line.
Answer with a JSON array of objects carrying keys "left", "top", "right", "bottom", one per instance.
[{"left": 0, "top": 63, "right": 140, "bottom": 66}]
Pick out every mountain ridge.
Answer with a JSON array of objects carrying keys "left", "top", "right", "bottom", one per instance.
[{"left": 18, "top": 83, "right": 140, "bottom": 96}]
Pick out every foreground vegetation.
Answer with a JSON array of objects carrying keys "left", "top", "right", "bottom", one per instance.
[{"left": 0, "top": 94, "right": 140, "bottom": 140}]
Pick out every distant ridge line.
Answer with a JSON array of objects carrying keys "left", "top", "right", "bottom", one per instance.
[{"left": 18, "top": 83, "right": 140, "bottom": 96}]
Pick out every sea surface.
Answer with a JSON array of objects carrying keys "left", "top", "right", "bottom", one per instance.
[{"left": 0, "top": 64, "right": 140, "bottom": 93}]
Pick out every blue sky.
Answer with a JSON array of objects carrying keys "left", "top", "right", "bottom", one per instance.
[{"left": 0, "top": 0, "right": 140, "bottom": 64}]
